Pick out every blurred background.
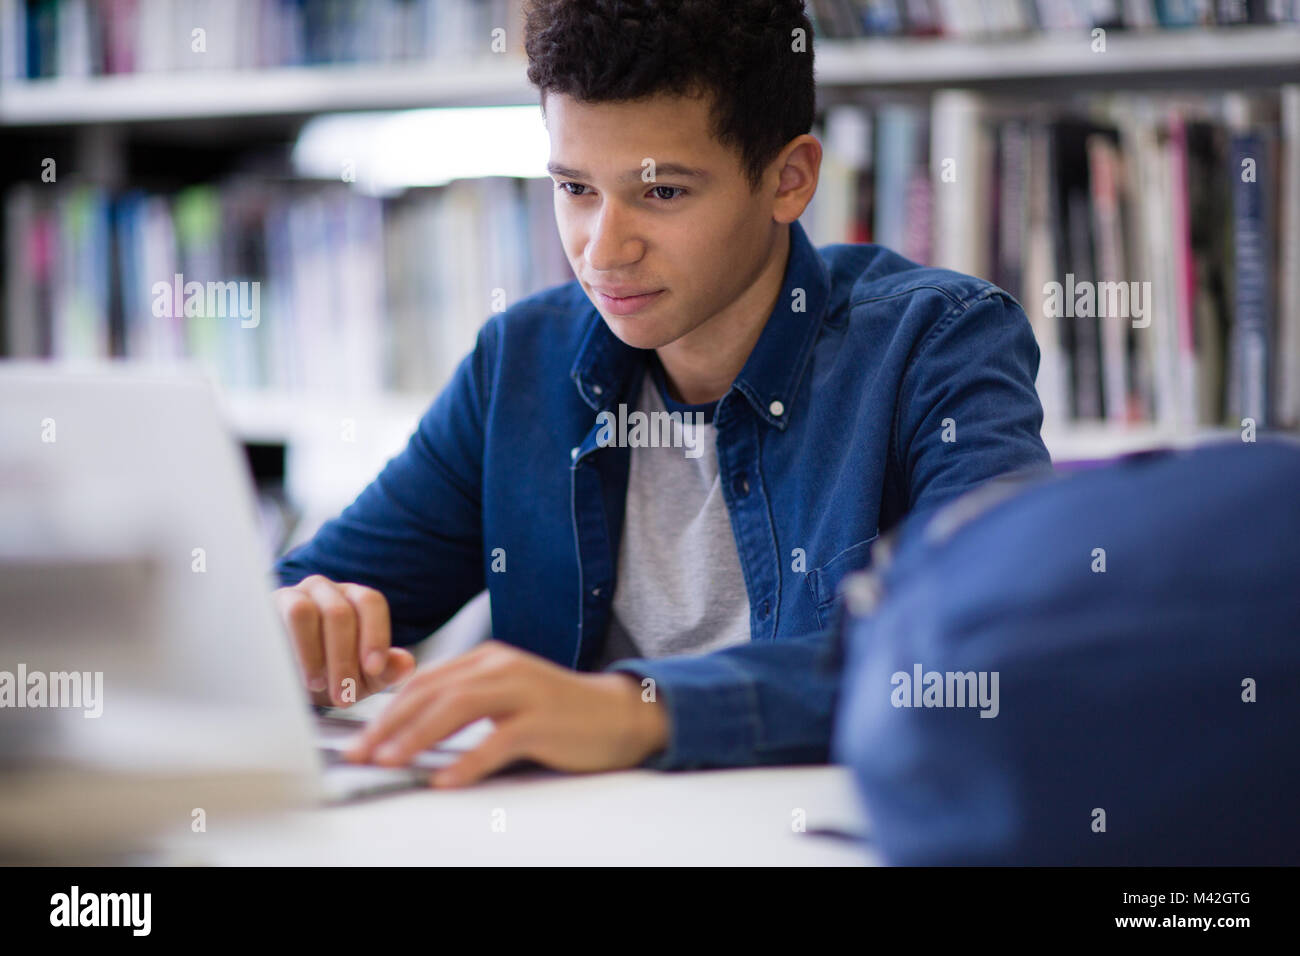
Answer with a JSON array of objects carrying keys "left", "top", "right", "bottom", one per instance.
[{"left": 1, "top": 0, "right": 1298, "bottom": 565}]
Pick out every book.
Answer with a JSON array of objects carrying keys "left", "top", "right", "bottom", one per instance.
[
  {"left": 1086, "top": 131, "right": 1132, "bottom": 423},
  {"left": 1278, "top": 85, "right": 1300, "bottom": 428},
  {"left": 1228, "top": 128, "right": 1276, "bottom": 427}
]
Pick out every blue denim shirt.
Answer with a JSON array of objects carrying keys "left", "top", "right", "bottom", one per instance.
[{"left": 274, "top": 218, "right": 1051, "bottom": 770}]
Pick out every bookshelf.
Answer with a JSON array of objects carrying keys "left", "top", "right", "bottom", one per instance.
[
  {"left": 219, "top": 387, "right": 430, "bottom": 539},
  {"left": 3, "top": 28, "right": 1297, "bottom": 127},
  {"left": 815, "top": 25, "right": 1300, "bottom": 92},
  {"left": 0, "top": 57, "right": 535, "bottom": 126},
  {"left": 3, "top": 5, "right": 1298, "bottom": 526},
  {"left": 218, "top": 387, "right": 429, "bottom": 446},
  {"left": 1040, "top": 423, "right": 1240, "bottom": 461}
]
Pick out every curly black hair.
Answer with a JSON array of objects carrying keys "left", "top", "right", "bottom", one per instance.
[{"left": 524, "top": 0, "right": 816, "bottom": 193}]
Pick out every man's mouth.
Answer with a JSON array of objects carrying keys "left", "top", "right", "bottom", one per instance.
[{"left": 593, "top": 288, "right": 665, "bottom": 316}]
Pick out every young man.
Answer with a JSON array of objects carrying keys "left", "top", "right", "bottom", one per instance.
[{"left": 273, "top": 0, "right": 1051, "bottom": 786}]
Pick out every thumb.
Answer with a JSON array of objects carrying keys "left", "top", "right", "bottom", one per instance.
[{"left": 364, "top": 647, "right": 417, "bottom": 695}]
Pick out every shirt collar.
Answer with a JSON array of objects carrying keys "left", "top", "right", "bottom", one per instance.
[{"left": 570, "top": 219, "right": 830, "bottom": 430}]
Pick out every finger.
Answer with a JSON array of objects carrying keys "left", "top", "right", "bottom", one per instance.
[
  {"left": 339, "top": 583, "right": 391, "bottom": 678},
  {"left": 362, "top": 647, "right": 417, "bottom": 696},
  {"left": 344, "top": 676, "right": 440, "bottom": 760},
  {"left": 298, "top": 576, "right": 359, "bottom": 707},
  {"left": 274, "top": 586, "right": 326, "bottom": 694},
  {"left": 367, "top": 679, "right": 517, "bottom": 766},
  {"left": 309, "top": 650, "right": 411, "bottom": 711},
  {"left": 349, "top": 650, "right": 500, "bottom": 753},
  {"left": 431, "top": 723, "right": 528, "bottom": 788}
]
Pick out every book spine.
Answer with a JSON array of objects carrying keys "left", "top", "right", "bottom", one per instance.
[
  {"left": 1229, "top": 131, "right": 1274, "bottom": 427},
  {"left": 1025, "top": 120, "right": 1069, "bottom": 429},
  {"left": 1087, "top": 133, "right": 1132, "bottom": 424},
  {"left": 1167, "top": 114, "right": 1201, "bottom": 425},
  {"left": 1278, "top": 86, "right": 1300, "bottom": 428},
  {"left": 0, "top": 0, "right": 27, "bottom": 80}
]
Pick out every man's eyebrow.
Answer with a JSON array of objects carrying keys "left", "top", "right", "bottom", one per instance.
[{"left": 546, "top": 162, "right": 712, "bottom": 184}]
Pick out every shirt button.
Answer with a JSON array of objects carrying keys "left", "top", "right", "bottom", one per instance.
[
  {"left": 570, "top": 446, "right": 580, "bottom": 461},
  {"left": 592, "top": 384, "right": 603, "bottom": 396},
  {"left": 591, "top": 587, "right": 601, "bottom": 597},
  {"left": 769, "top": 400, "right": 785, "bottom": 417},
  {"left": 733, "top": 473, "right": 750, "bottom": 497}
]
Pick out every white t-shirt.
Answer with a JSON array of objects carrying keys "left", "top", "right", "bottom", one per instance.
[{"left": 594, "top": 365, "right": 752, "bottom": 666}]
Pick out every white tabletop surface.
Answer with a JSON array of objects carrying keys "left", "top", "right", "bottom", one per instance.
[{"left": 159, "top": 764, "right": 876, "bottom": 866}]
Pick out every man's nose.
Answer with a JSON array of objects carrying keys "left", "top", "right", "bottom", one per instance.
[{"left": 585, "top": 202, "right": 644, "bottom": 271}]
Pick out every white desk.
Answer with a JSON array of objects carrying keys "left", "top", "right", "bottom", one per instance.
[{"left": 161, "top": 764, "right": 875, "bottom": 866}]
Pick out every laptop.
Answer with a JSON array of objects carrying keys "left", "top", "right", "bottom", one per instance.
[{"left": 0, "top": 364, "right": 480, "bottom": 858}]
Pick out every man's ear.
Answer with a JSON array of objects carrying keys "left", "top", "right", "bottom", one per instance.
[{"left": 772, "top": 135, "right": 821, "bottom": 222}]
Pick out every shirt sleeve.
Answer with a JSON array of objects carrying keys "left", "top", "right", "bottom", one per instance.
[
  {"left": 273, "top": 320, "right": 497, "bottom": 647},
  {"left": 603, "top": 627, "right": 841, "bottom": 770},
  {"left": 893, "top": 288, "right": 1054, "bottom": 517}
]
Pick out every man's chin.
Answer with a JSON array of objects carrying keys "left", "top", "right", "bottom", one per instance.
[{"left": 599, "top": 313, "right": 679, "bottom": 351}]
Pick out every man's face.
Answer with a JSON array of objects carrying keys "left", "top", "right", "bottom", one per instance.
[{"left": 544, "top": 91, "right": 779, "bottom": 351}]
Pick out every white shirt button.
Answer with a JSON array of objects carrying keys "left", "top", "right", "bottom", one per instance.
[
  {"left": 570, "top": 446, "right": 580, "bottom": 460},
  {"left": 769, "top": 400, "right": 785, "bottom": 417},
  {"left": 591, "top": 384, "right": 603, "bottom": 396}
]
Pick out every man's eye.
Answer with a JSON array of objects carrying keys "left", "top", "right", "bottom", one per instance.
[{"left": 554, "top": 181, "right": 683, "bottom": 201}]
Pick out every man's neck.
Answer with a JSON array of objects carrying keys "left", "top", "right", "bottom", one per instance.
[{"left": 655, "top": 224, "right": 791, "bottom": 406}]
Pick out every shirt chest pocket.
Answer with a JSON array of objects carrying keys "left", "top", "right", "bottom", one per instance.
[{"left": 805, "top": 535, "right": 878, "bottom": 630}]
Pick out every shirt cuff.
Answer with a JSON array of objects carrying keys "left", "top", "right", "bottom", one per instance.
[{"left": 603, "top": 654, "right": 762, "bottom": 770}]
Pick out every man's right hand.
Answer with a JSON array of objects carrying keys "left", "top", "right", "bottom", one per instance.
[{"left": 273, "top": 575, "right": 417, "bottom": 708}]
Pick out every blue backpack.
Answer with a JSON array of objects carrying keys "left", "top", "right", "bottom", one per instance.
[{"left": 832, "top": 439, "right": 1300, "bottom": 865}]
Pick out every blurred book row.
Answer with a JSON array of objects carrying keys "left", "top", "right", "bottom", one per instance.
[
  {"left": 808, "top": 0, "right": 1300, "bottom": 37},
  {"left": 805, "top": 88, "right": 1300, "bottom": 430},
  {"left": 3, "top": 175, "right": 573, "bottom": 395},
  {"left": 0, "top": 0, "right": 525, "bottom": 81}
]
